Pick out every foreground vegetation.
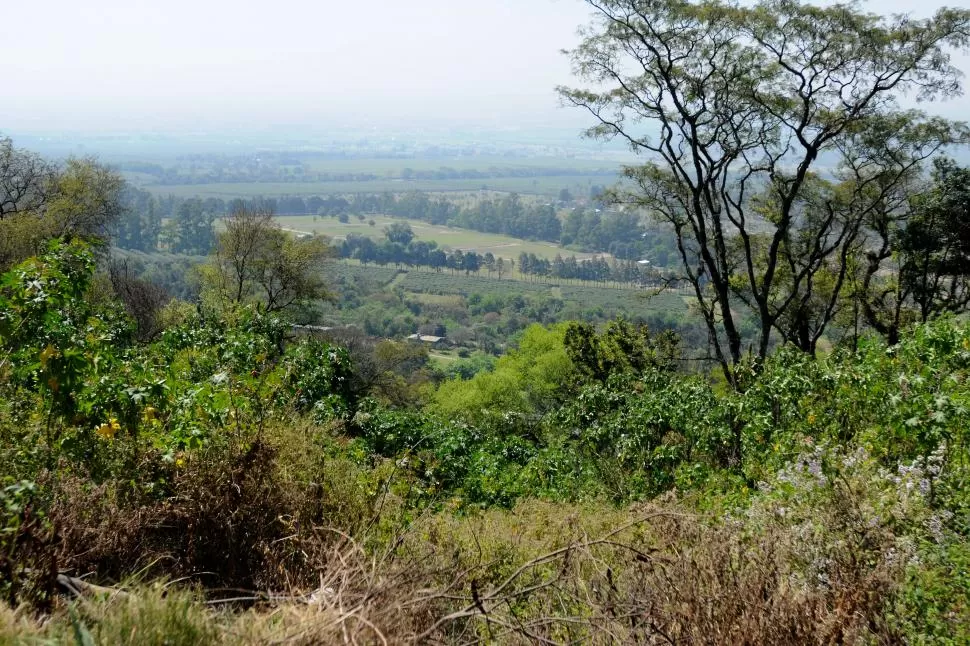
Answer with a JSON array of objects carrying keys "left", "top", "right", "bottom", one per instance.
[{"left": 1, "top": 238, "right": 969, "bottom": 643}]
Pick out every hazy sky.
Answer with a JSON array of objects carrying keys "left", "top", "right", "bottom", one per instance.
[{"left": 4, "top": 0, "right": 970, "bottom": 134}]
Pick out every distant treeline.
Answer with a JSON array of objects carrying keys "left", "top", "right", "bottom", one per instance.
[
  {"left": 114, "top": 189, "right": 679, "bottom": 265},
  {"left": 121, "top": 156, "right": 617, "bottom": 186}
]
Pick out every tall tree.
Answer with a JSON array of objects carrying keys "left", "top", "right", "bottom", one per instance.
[
  {"left": 204, "top": 205, "right": 333, "bottom": 315},
  {"left": 560, "top": 0, "right": 970, "bottom": 385},
  {"left": 900, "top": 157, "right": 970, "bottom": 325},
  {"left": 0, "top": 136, "right": 55, "bottom": 220},
  {"left": 0, "top": 142, "right": 125, "bottom": 269},
  {"left": 169, "top": 199, "right": 216, "bottom": 255},
  {"left": 384, "top": 222, "right": 415, "bottom": 245},
  {"left": 44, "top": 157, "right": 126, "bottom": 240}
]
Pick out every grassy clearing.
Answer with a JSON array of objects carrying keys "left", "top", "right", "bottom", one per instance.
[
  {"left": 277, "top": 214, "right": 604, "bottom": 262},
  {"left": 428, "top": 349, "right": 461, "bottom": 366},
  {"left": 406, "top": 292, "right": 465, "bottom": 306}
]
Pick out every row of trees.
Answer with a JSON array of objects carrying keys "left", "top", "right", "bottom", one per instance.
[
  {"left": 560, "top": 208, "right": 648, "bottom": 257},
  {"left": 370, "top": 191, "right": 663, "bottom": 258},
  {"left": 517, "top": 252, "right": 661, "bottom": 286},
  {"left": 340, "top": 230, "right": 512, "bottom": 278},
  {"left": 112, "top": 192, "right": 216, "bottom": 254},
  {"left": 561, "top": 0, "right": 970, "bottom": 385},
  {"left": 115, "top": 193, "right": 341, "bottom": 255}
]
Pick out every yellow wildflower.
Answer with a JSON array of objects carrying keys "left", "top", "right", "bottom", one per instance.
[
  {"left": 95, "top": 417, "right": 122, "bottom": 440},
  {"left": 39, "top": 345, "right": 57, "bottom": 368},
  {"left": 807, "top": 412, "right": 817, "bottom": 425}
]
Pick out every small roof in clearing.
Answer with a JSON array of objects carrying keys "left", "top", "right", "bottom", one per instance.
[{"left": 407, "top": 334, "right": 444, "bottom": 343}]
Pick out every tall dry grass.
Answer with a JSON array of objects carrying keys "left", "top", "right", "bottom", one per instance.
[
  {"left": 2, "top": 424, "right": 914, "bottom": 644},
  {"left": 4, "top": 499, "right": 906, "bottom": 644}
]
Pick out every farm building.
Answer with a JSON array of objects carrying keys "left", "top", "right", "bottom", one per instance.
[{"left": 407, "top": 333, "right": 449, "bottom": 348}]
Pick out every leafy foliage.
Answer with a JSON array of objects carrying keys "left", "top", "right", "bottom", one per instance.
[
  {"left": 203, "top": 205, "right": 333, "bottom": 314},
  {"left": 561, "top": 0, "right": 970, "bottom": 381}
]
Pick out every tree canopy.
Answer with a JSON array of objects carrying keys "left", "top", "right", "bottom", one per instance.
[
  {"left": 0, "top": 138, "right": 125, "bottom": 271},
  {"left": 560, "top": 0, "right": 970, "bottom": 385},
  {"left": 203, "top": 204, "right": 333, "bottom": 315}
]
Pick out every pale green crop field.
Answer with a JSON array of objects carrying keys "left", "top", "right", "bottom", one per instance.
[{"left": 274, "top": 214, "right": 605, "bottom": 262}]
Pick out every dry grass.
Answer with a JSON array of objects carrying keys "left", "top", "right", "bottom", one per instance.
[
  {"left": 4, "top": 499, "right": 905, "bottom": 644},
  {"left": 1, "top": 423, "right": 912, "bottom": 644},
  {"left": 46, "top": 434, "right": 407, "bottom": 593},
  {"left": 387, "top": 498, "right": 901, "bottom": 644}
]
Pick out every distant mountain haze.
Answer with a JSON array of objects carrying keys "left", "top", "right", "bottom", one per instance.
[
  {"left": 5, "top": 0, "right": 592, "bottom": 132},
  {"left": 4, "top": 0, "right": 969, "bottom": 136}
]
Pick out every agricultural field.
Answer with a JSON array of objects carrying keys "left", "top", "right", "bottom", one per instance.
[
  {"left": 140, "top": 175, "right": 611, "bottom": 199},
  {"left": 327, "top": 262, "right": 689, "bottom": 321},
  {"left": 327, "top": 262, "right": 401, "bottom": 286},
  {"left": 396, "top": 268, "right": 686, "bottom": 314},
  {"left": 300, "top": 155, "right": 619, "bottom": 174},
  {"left": 276, "top": 214, "right": 605, "bottom": 262}
]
